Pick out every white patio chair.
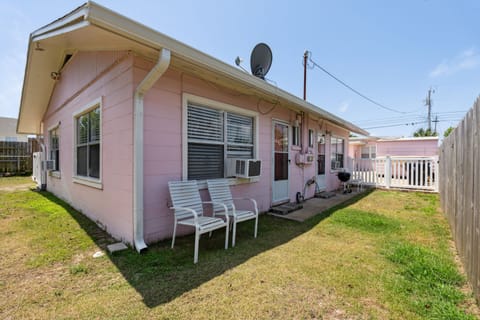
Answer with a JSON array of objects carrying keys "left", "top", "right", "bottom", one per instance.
[
  {"left": 207, "top": 179, "right": 259, "bottom": 247},
  {"left": 168, "top": 180, "right": 229, "bottom": 264}
]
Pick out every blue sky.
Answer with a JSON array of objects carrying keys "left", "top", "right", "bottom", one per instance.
[{"left": 1, "top": 0, "right": 479, "bottom": 138}]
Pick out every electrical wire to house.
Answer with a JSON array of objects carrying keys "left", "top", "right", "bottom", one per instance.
[{"left": 305, "top": 51, "right": 414, "bottom": 114}]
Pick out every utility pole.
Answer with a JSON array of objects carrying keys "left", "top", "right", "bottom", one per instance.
[
  {"left": 433, "top": 115, "right": 439, "bottom": 134},
  {"left": 425, "top": 88, "right": 434, "bottom": 131},
  {"left": 303, "top": 50, "right": 308, "bottom": 100}
]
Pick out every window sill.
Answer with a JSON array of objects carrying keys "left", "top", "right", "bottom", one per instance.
[
  {"left": 49, "top": 171, "right": 61, "bottom": 179},
  {"left": 73, "top": 176, "right": 103, "bottom": 189},
  {"left": 196, "top": 177, "right": 260, "bottom": 190},
  {"left": 291, "top": 145, "right": 301, "bottom": 151}
]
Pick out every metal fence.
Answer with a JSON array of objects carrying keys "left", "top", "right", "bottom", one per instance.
[
  {"left": 348, "top": 156, "right": 438, "bottom": 191},
  {"left": 439, "top": 97, "right": 480, "bottom": 300}
]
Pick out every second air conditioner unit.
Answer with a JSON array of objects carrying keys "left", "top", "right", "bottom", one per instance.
[
  {"left": 226, "top": 159, "right": 261, "bottom": 178},
  {"left": 42, "top": 160, "right": 56, "bottom": 171}
]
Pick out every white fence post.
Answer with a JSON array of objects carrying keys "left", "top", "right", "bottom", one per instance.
[
  {"left": 434, "top": 155, "right": 439, "bottom": 192},
  {"left": 385, "top": 156, "right": 391, "bottom": 189}
]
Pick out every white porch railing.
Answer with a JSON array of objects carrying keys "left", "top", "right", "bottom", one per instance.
[{"left": 348, "top": 156, "right": 439, "bottom": 192}]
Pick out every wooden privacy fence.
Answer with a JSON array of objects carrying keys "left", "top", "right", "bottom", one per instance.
[
  {"left": 348, "top": 156, "right": 438, "bottom": 191},
  {"left": 439, "top": 97, "right": 480, "bottom": 300},
  {"left": 0, "top": 141, "right": 35, "bottom": 175}
]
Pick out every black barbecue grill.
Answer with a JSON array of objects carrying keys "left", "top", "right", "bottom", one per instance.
[{"left": 337, "top": 171, "right": 352, "bottom": 193}]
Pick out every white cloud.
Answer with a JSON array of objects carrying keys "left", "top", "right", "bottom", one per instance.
[
  {"left": 339, "top": 101, "right": 349, "bottom": 113},
  {"left": 429, "top": 48, "right": 480, "bottom": 78}
]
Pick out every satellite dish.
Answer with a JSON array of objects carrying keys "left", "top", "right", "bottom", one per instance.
[{"left": 250, "top": 43, "right": 272, "bottom": 80}]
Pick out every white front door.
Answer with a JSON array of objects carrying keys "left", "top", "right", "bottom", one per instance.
[
  {"left": 317, "top": 134, "right": 326, "bottom": 191},
  {"left": 272, "top": 121, "right": 289, "bottom": 204}
]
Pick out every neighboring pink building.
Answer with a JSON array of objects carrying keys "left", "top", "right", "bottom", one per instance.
[
  {"left": 349, "top": 136, "right": 438, "bottom": 160},
  {"left": 17, "top": 2, "right": 367, "bottom": 251}
]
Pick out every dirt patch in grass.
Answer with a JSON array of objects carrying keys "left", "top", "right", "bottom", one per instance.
[{"left": 0, "top": 176, "right": 35, "bottom": 190}]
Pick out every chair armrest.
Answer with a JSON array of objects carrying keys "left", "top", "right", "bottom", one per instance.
[
  {"left": 231, "top": 198, "right": 258, "bottom": 214},
  {"left": 169, "top": 206, "right": 199, "bottom": 220},
  {"left": 202, "top": 201, "right": 230, "bottom": 224}
]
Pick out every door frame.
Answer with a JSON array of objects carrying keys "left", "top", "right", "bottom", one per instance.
[
  {"left": 316, "top": 131, "right": 327, "bottom": 191},
  {"left": 271, "top": 120, "right": 290, "bottom": 205}
]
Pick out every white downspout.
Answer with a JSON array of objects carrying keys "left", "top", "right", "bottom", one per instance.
[
  {"left": 133, "top": 48, "right": 171, "bottom": 252},
  {"left": 37, "top": 139, "right": 47, "bottom": 190}
]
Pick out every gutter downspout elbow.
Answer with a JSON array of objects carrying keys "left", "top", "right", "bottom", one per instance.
[{"left": 133, "top": 48, "right": 171, "bottom": 253}]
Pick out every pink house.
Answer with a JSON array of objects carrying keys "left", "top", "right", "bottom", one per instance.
[
  {"left": 349, "top": 136, "right": 439, "bottom": 160},
  {"left": 17, "top": 2, "right": 367, "bottom": 251}
]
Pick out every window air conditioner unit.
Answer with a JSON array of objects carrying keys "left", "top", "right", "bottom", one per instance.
[
  {"left": 226, "top": 159, "right": 261, "bottom": 178},
  {"left": 42, "top": 160, "right": 55, "bottom": 171}
]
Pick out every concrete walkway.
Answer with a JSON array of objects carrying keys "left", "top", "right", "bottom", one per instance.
[{"left": 269, "top": 189, "right": 369, "bottom": 222}]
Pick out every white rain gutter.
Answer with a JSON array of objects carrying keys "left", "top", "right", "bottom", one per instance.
[{"left": 133, "top": 48, "right": 171, "bottom": 252}]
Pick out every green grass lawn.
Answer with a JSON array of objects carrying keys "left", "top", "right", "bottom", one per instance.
[{"left": 0, "top": 177, "right": 478, "bottom": 319}]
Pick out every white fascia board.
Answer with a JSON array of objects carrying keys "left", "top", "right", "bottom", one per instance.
[
  {"left": 85, "top": 2, "right": 368, "bottom": 136},
  {"left": 32, "top": 21, "right": 91, "bottom": 42},
  {"left": 31, "top": 6, "right": 89, "bottom": 39},
  {"left": 378, "top": 136, "right": 439, "bottom": 142}
]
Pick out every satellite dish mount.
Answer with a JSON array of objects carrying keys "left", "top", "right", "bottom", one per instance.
[{"left": 250, "top": 43, "right": 272, "bottom": 80}]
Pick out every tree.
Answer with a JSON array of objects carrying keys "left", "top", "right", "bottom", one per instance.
[
  {"left": 443, "top": 126, "right": 455, "bottom": 138},
  {"left": 413, "top": 128, "right": 438, "bottom": 137}
]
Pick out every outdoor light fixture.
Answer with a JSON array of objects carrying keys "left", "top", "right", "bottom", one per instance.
[
  {"left": 34, "top": 42, "right": 45, "bottom": 51},
  {"left": 50, "top": 72, "right": 61, "bottom": 81}
]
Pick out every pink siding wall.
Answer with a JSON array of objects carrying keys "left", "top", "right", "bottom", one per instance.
[
  {"left": 349, "top": 139, "right": 438, "bottom": 158},
  {"left": 136, "top": 57, "right": 349, "bottom": 242},
  {"left": 348, "top": 144, "right": 357, "bottom": 159},
  {"left": 377, "top": 139, "right": 438, "bottom": 157},
  {"left": 41, "top": 51, "right": 351, "bottom": 245},
  {"left": 42, "top": 51, "right": 135, "bottom": 244}
]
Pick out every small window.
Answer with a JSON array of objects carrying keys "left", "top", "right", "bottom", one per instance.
[
  {"left": 49, "top": 127, "right": 60, "bottom": 171},
  {"left": 361, "top": 146, "right": 376, "bottom": 159},
  {"left": 330, "top": 136, "right": 345, "bottom": 170},
  {"left": 292, "top": 126, "right": 301, "bottom": 146},
  {"left": 308, "top": 129, "right": 314, "bottom": 148},
  {"left": 75, "top": 105, "right": 101, "bottom": 179}
]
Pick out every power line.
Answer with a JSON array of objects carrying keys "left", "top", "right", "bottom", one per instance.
[
  {"left": 355, "top": 110, "right": 468, "bottom": 125},
  {"left": 356, "top": 115, "right": 425, "bottom": 125},
  {"left": 307, "top": 53, "right": 410, "bottom": 114},
  {"left": 363, "top": 119, "right": 462, "bottom": 130},
  {"left": 364, "top": 121, "right": 427, "bottom": 129}
]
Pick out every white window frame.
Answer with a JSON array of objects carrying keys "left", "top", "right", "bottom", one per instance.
[
  {"left": 292, "top": 125, "right": 301, "bottom": 147},
  {"left": 72, "top": 97, "right": 103, "bottom": 189},
  {"left": 308, "top": 129, "right": 314, "bottom": 148},
  {"left": 330, "top": 135, "right": 345, "bottom": 172},
  {"left": 48, "top": 122, "right": 61, "bottom": 178},
  {"left": 182, "top": 93, "right": 259, "bottom": 184}
]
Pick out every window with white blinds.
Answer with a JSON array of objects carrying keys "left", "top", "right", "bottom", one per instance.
[
  {"left": 75, "top": 106, "right": 100, "bottom": 179},
  {"left": 187, "top": 104, "right": 254, "bottom": 180}
]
